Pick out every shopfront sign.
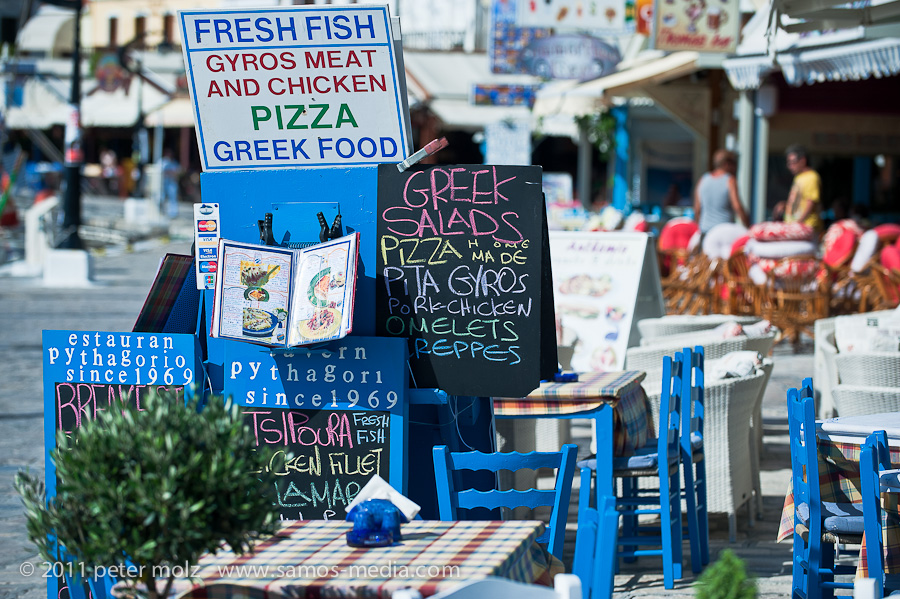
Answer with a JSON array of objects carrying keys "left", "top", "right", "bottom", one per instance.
[
  {"left": 653, "top": 0, "right": 740, "bottom": 53},
  {"left": 179, "top": 5, "right": 409, "bottom": 170}
]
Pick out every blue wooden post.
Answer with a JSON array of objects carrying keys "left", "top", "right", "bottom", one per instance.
[{"left": 612, "top": 105, "right": 630, "bottom": 211}]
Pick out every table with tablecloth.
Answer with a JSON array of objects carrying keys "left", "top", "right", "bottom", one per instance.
[
  {"left": 493, "top": 370, "right": 653, "bottom": 498},
  {"left": 145, "top": 520, "right": 562, "bottom": 599},
  {"left": 777, "top": 413, "right": 900, "bottom": 579}
]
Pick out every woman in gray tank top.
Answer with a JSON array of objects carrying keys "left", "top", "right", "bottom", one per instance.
[{"left": 693, "top": 149, "right": 749, "bottom": 233}]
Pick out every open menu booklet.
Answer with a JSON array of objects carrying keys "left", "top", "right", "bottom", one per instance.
[{"left": 210, "top": 233, "right": 359, "bottom": 347}]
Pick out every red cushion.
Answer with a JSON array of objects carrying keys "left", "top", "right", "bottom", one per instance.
[
  {"left": 749, "top": 221, "right": 814, "bottom": 242},
  {"left": 882, "top": 245, "right": 900, "bottom": 273},
  {"left": 730, "top": 235, "right": 750, "bottom": 257},
  {"left": 659, "top": 218, "right": 699, "bottom": 251},
  {"left": 875, "top": 223, "right": 900, "bottom": 244},
  {"left": 755, "top": 257, "right": 819, "bottom": 278},
  {"left": 823, "top": 220, "right": 862, "bottom": 268}
]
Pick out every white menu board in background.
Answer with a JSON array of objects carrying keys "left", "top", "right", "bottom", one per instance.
[
  {"left": 484, "top": 119, "right": 532, "bottom": 166},
  {"left": 550, "top": 231, "right": 664, "bottom": 371}
]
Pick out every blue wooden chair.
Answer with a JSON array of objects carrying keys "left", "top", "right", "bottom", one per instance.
[
  {"left": 860, "top": 430, "right": 896, "bottom": 599},
  {"left": 788, "top": 381, "right": 864, "bottom": 599},
  {"left": 681, "top": 346, "right": 709, "bottom": 573},
  {"left": 578, "top": 353, "right": 685, "bottom": 589},
  {"left": 572, "top": 491, "right": 619, "bottom": 599},
  {"left": 63, "top": 569, "right": 115, "bottom": 599},
  {"left": 432, "top": 443, "right": 578, "bottom": 560}
]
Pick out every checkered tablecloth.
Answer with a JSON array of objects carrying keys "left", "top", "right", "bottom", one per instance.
[
  {"left": 777, "top": 437, "right": 900, "bottom": 578},
  {"left": 158, "top": 520, "right": 562, "bottom": 599},
  {"left": 493, "top": 371, "right": 652, "bottom": 457}
]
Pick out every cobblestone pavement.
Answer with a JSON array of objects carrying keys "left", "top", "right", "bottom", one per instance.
[{"left": 0, "top": 207, "right": 810, "bottom": 597}]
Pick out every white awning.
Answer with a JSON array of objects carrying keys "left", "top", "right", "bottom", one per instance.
[
  {"left": 532, "top": 79, "right": 605, "bottom": 118},
  {"left": 80, "top": 84, "right": 170, "bottom": 128},
  {"left": 17, "top": 6, "right": 75, "bottom": 57},
  {"left": 145, "top": 97, "right": 195, "bottom": 128},
  {"left": 533, "top": 51, "right": 705, "bottom": 117},
  {"left": 573, "top": 51, "right": 703, "bottom": 98},
  {"left": 427, "top": 98, "right": 531, "bottom": 130},
  {"left": 1, "top": 76, "right": 171, "bottom": 129},
  {"left": 722, "top": 54, "right": 777, "bottom": 90},
  {"left": 774, "top": 0, "right": 900, "bottom": 34},
  {"left": 401, "top": 49, "right": 581, "bottom": 137},
  {"left": 723, "top": 2, "right": 900, "bottom": 88},
  {"left": 778, "top": 37, "right": 900, "bottom": 84}
]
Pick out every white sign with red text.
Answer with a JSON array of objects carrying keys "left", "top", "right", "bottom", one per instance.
[{"left": 179, "top": 6, "right": 409, "bottom": 170}]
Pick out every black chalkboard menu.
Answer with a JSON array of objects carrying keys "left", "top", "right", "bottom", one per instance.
[
  {"left": 376, "top": 164, "right": 545, "bottom": 397},
  {"left": 241, "top": 407, "right": 390, "bottom": 520},
  {"left": 223, "top": 336, "right": 407, "bottom": 522}
]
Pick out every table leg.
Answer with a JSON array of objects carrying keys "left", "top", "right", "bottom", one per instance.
[{"left": 594, "top": 405, "right": 614, "bottom": 499}]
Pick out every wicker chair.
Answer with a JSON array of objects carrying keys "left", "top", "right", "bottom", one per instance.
[
  {"left": 704, "top": 370, "right": 768, "bottom": 542},
  {"left": 813, "top": 317, "right": 839, "bottom": 419},
  {"left": 749, "top": 360, "right": 774, "bottom": 517},
  {"left": 761, "top": 257, "right": 830, "bottom": 346},
  {"left": 831, "top": 385, "right": 900, "bottom": 417},
  {"left": 643, "top": 368, "right": 768, "bottom": 542},
  {"left": 867, "top": 263, "right": 900, "bottom": 311},
  {"left": 834, "top": 352, "right": 900, "bottom": 387},
  {"left": 659, "top": 248, "right": 694, "bottom": 313},
  {"left": 745, "top": 332, "right": 778, "bottom": 356},
  {"left": 721, "top": 250, "right": 765, "bottom": 317},
  {"left": 640, "top": 330, "right": 777, "bottom": 357},
  {"left": 625, "top": 337, "right": 749, "bottom": 374},
  {"left": 825, "top": 263, "right": 872, "bottom": 316},
  {"left": 636, "top": 314, "right": 760, "bottom": 343}
]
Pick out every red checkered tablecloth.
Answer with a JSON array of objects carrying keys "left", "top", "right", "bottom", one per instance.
[
  {"left": 493, "top": 371, "right": 652, "bottom": 457},
  {"left": 146, "top": 520, "right": 562, "bottom": 599},
  {"left": 777, "top": 437, "right": 900, "bottom": 578}
]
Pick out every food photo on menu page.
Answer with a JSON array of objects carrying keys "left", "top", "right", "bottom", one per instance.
[
  {"left": 287, "top": 235, "right": 357, "bottom": 346},
  {"left": 210, "top": 233, "right": 359, "bottom": 348}
]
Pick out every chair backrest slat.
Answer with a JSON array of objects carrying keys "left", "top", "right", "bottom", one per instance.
[
  {"left": 433, "top": 443, "right": 578, "bottom": 560},
  {"left": 448, "top": 450, "right": 567, "bottom": 472},
  {"left": 787, "top": 384, "right": 823, "bottom": 543},
  {"left": 860, "top": 430, "right": 889, "bottom": 597},
  {"left": 456, "top": 489, "right": 558, "bottom": 511},
  {"left": 658, "top": 354, "right": 683, "bottom": 466}
]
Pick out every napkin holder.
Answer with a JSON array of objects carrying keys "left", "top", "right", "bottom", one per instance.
[{"left": 346, "top": 499, "right": 408, "bottom": 547}]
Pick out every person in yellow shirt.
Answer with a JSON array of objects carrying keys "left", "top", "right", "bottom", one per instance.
[{"left": 784, "top": 144, "right": 822, "bottom": 231}]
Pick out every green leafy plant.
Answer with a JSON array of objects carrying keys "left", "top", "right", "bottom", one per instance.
[
  {"left": 694, "top": 549, "right": 757, "bottom": 599},
  {"left": 15, "top": 392, "right": 278, "bottom": 599},
  {"left": 574, "top": 112, "right": 617, "bottom": 160}
]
